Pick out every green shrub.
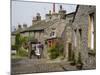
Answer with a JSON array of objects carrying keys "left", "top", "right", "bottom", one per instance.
[
  {"left": 58, "top": 44, "right": 64, "bottom": 56},
  {"left": 15, "top": 33, "right": 22, "bottom": 51},
  {"left": 21, "top": 37, "right": 28, "bottom": 44},
  {"left": 16, "top": 48, "right": 28, "bottom": 57},
  {"left": 48, "top": 47, "right": 59, "bottom": 59},
  {"left": 48, "top": 43, "right": 64, "bottom": 59}
]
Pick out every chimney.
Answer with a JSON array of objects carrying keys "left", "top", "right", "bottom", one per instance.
[
  {"left": 60, "top": 5, "right": 62, "bottom": 10},
  {"left": 53, "top": 3, "right": 55, "bottom": 13},
  {"left": 18, "top": 24, "right": 21, "bottom": 29},
  {"left": 32, "top": 17, "right": 37, "bottom": 25},
  {"left": 36, "top": 13, "right": 41, "bottom": 21},
  {"left": 59, "top": 5, "right": 66, "bottom": 19},
  {"left": 14, "top": 28, "right": 16, "bottom": 31},
  {"left": 23, "top": 24, "right": 27, "bottom": 29},
  {"left": 33, "top": 17, "right": 36, "bottom": 20},
  {"left": 49, "top": 10, "right": 51, "bottom": 14}
]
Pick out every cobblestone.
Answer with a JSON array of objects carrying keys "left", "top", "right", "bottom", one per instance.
[
  {"left": 11, "top": 58, "right": 77, "bottom": 75},
  {"left": 11, "top": 58, "right": 95, "bottom": 75}
]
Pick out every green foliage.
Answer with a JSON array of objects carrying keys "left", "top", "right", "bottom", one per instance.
[
  {"left": 48, "top": 46, "right": 59, "bottom": 59},
  {"left": 21, "top": 37, "right": 28, "bottom": 43},
  {"left": 15, "top": 33, "right": 28, "bottom": 51},
  {"left": 16, "top": 47, "right": 28, "bottom": 57},
  {"left": 14, "top": 33, "right": 29, "bottom": 57},
  {"left": 48, "top": 44, "right": 64, "bottom": 59},
  {"left": 21, "top": 37, "right": 28, "bottom": 48},
  {"left": 11, "top": 45, "right": 16, "bottom": 50},
  {"left": 58, "top": 44, "right": 64, "bottom": 56},
  {"left": 15, "top": 33, "right": 22, "bottom": 51}
]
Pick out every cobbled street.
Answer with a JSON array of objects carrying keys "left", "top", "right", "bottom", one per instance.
[{"left": 11, "top": 58, "right": 77, "bottom": 75}]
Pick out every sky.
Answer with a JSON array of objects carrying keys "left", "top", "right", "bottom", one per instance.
[{"left": 11, "top": 0, "right": 77, "bottom": 31}]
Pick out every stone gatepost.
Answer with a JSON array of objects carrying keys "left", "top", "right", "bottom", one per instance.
[{"left": 28, "top": 42, "right": 31, "bottom": 58}]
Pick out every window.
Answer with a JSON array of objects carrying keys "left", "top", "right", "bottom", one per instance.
[
  {"left": 50, "top": 31, "right": 56, "bottom": 38},
  {"left": 74, "top": 29, "right": 77, "bottom": 47},
  {"left": 88, "top": 13, "right": 94, "bottom": 50},
  {"left": 79, "top": 29, "right": 82, "bottom": 40}
]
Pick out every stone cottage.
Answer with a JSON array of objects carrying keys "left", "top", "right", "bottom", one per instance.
[
  {"left": 61, "top": 5, "right": 96, "bottom": 67},
  {"left": 72, "top": 5, "right": 96, "bottom": 67},
  {"left": 11, "top": 4, "right": 75, "bottom": 59},
  {"left": 11, "top": 4, "right": 96, "bottom": 68}
]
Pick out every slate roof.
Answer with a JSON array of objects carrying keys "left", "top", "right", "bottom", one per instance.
[
  {"left": 11, "top": 19, "right": 59, "bottom": 35},
  {"left": 11, "top": 28, "right": 22, "bottom": 35},
  {"left": 20, "top": 19, "right": 59, "bottom": 33},
  {"left": 66, "top": 12, "right": 75, "bottom": 18},
  {"left": 21, "top": 20, "right": 47, "bottom": 32},
  {"left": 12, "top": 11, "right": 76, "bottom": 35},
  {"left": 72, "top": 5, "right": 79, "bottom": 22}
]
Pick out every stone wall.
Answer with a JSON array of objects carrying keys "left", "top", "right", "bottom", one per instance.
[{"left": 72, "top": 5, "right": 96, "bottom": 66}]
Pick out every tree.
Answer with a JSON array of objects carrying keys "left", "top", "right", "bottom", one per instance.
[{"left": 15, "top": 33, "right": 21, "bottom": 51}]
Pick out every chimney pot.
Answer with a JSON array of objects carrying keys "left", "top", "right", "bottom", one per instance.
[{"left": 36, "top": 13, "right": 41, "bottom": 21}]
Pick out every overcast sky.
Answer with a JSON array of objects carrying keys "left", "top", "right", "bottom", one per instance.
[{"left": 11, "top": 0, "right": 77, "bottom": 31}]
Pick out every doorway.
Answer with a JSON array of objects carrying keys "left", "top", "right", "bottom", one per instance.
[{"left": 68, "top": 43, "right": 72, "bottom": 61}]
